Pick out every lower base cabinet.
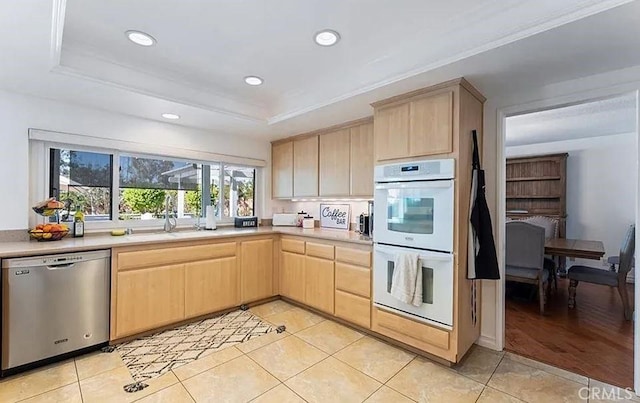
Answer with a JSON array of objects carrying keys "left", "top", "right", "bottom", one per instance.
[
  {"left": 115, "top": 264, "right": 185, "bottom": 338},
  {"left": 280, "top": 251, "right": 305, "bottom": 302},
  {"left": 185, "top": 257, "right": 239, "bottom": 318},
  {"left": 304, "top": 256, "right": 334, "bottom": 314},
  {"left": 335, "top": 290, "right": 370, "bottom": 328},
  {"left": 240, "top": 239, "right": 274, "bottom": 303}
]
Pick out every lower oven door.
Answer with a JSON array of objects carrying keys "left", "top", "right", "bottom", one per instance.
[{"left": 373, "top": 243, "right": 454, "bottom": 329}]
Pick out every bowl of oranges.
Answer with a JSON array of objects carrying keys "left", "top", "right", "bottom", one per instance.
[{"left": 29, "top": 223, "right": 70, "bottom": 242}]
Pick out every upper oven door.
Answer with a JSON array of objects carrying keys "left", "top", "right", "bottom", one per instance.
[
  {"left": 374, "top": 179, "right": 454, "bottom": 252},
  {"left": 373, "top": 243, "right": 454, "bottom": 328}
]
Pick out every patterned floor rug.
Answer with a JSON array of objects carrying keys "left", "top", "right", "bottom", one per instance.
[{"left": 116, "top": 309, "right": 275, "bottom": 382}]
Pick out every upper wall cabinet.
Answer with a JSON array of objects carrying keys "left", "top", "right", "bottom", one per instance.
[
  {"left": 349, "top": 122, "right": 374, "bottom": 196},
  {"left": 272, "top": 118, "right": 374, "bottom": 199},
  {"left": 409, "top": 91, "right": 453, "bottom": 157},
  {"left": 293, "top": 136, "right": 319, "bottom": 197},
  {"left": 272, "top": 141, "right": 293, "bottom": 199},
  {"left": 373, "top": 103, "right": 410, "bottom": 161},
  {"left": 319, "top": 129, "right": 350, "bottom": 196},
  {"left": 373, "top": 87, "right": 455, "bottom": 162}
]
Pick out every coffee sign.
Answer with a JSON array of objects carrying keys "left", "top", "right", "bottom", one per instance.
[{"left": 319, "top": 204, "right": 351, "bottom": 230}]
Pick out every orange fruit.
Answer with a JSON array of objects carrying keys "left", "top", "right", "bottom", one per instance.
[{"left": 42, "top": 224, "right": 53, "bottom": 233}]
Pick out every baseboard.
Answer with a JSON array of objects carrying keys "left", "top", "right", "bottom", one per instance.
[{"left": 476, "top": 334, "right": 500, "bottom": 351}]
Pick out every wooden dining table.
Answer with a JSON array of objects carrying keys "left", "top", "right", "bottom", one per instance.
[{"left": 544, "top": 238, "right": 606, "bottom": 260}]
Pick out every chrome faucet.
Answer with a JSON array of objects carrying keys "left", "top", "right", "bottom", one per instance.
[{"left": 163, "top": 195, "right": 177, "bottom": 232}]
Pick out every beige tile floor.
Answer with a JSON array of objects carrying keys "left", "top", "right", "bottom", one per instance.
[{"left": 0, "top": 300, "right": 637, "bottom": 403}]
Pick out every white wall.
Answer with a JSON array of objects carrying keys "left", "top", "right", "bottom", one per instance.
[
  {"left": 506, "top": 133, "right": 637, "bottom": 270},
  {"left": 271, "top": 200, "right": 372, "bottom": 228},
  {"left": 479, "top": 64, "right": 640, "bottom": 351},
  {"left": 0, "top": 89, "right": 271, "bottom": 230}
]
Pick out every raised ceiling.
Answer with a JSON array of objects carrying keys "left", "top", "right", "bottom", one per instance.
[
  {"left": 506, "top": 94, "right": 637, "bottom": 147},
  {"left": 0, "top": 0, "right": 639, "bottom": 139}
]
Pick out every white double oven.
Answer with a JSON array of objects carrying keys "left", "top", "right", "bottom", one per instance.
[{"left": 373, "top": 159, "right": 455, "bottom": 329}]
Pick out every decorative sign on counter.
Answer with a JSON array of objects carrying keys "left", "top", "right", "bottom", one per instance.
[{"left": 319, "top": 203, "right": 351, "bottom": 230}]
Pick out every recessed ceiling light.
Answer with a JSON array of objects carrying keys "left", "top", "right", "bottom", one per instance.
[
  {"left": 125, "top": 30, "right": 156, "bottom": 47},
  {"left": 244, "top": 76, "right": 264, "bottom": 86},
  {"left": 314, "top": 29, "right": 340, "bottom": 46},
  {"left": 161, "top": 113, "right": 180, "bottom": 120}
]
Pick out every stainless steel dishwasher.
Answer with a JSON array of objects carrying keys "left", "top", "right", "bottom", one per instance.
[{"left": 2, "top": 250, "right": 110, "bottom": 372}]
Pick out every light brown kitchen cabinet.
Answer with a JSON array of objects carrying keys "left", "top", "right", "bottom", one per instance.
[
  {"left": 115, "top": 264, "right": 185, "bottom": 338},
  {"left": 240, "top": 238, "right": 274, "bottom": 303},
  {"left": 280, "top": 251, "right": 306, "bottom": 302},
  {"left": 272, "top": 141, "right": 293, "bottom": 198},
  {"left": 373, "top": 88, "right": 454, "bottom": 161},
  {"left": 304, "top": 256, "right": 335, "bottom": 314},
  {"left": 319, "top": 129, "right": 350, "bottom": 196},
  {"left": 185, "top": 257, "right": 239, "bottom": 318},
  {"left": 409, "top": 91, "right": 453, "bottom": 156},
  {"left": 349, "top": 122, "right": 374, "bottom": 196},
  {"left": 272, "top": 118, "right": 374, "bottom": 199},
  {"left": 293, "top": 136, "right": 319, "bottom": 197},
  {"left": 374, "top": 103, "right": 410, "bottom": 161}
]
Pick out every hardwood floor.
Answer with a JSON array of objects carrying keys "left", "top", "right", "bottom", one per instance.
[{"left": 505, "top": 277, "right": 634, "bottom": 388}]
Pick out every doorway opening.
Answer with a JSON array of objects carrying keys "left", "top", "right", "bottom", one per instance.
[{"left": 502, "top": 93, "right": 638, "bottom": 388}]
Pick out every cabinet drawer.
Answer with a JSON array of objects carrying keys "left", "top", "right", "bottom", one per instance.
[
  {"left": 306, "top": 242, "right": 334, "bottom": 260},
  {"left": 117, "top": 242, "right": 236, "bottom": 271},
  {"left": 335, "top": 247, "right": 371, "bottom": 267},
  {"left": 335, "top": 290, "right": 370, "bottom": 329},
  {"left": 335, "top": 263, "right": 370, "bottom": 298},
  {"left": 372, "top": 307, "right": 449, "bottom": 351},
  {"left": 281, "top": 238, "right": 305, "bottom": 254}
]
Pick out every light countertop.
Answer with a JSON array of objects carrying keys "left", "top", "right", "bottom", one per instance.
[{"left": 0, "top": 226, "right": 372, "bottom": 258}]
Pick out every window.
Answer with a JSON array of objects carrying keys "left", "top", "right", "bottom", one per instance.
[
  {"left": 49, "top": 148, "right": 113, "bottom": 222},
  {"left": 223, "top": 164, "right": 255, "bottom": 217},
  {"left": 119, "top": 155, "right": 202, "bottom": 220},
  {"left": 43, "top": 144, "right": 258, "bottom": 227}
]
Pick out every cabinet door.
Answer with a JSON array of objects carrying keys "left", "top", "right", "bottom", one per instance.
[
  {"left": 349, "top": 122, "right": 374, "bottom": 196},
  {"left": 409, "top": 91, "right": 453, "bottom": 157},
  {"left": 115, "top": 264, "right": 184, "bottom": 338},
  {"left": 304, "top": 256, "right": 335, "bottom": 314},
  {"left": 280, "top": 251, "right": 305, "bottom": 302},
  {"left": 241, "top": 239, "right": 274, "bottom": 303},
  {"left": 319, "top": 129, "right": 350, "bottom": 196},
  {"left": 185, "top": 257, "right": 239, "bottom": 318},
  {"left": 293, "top": 136, "right": 319, "bottom": 197},
  {"left": 272, "top": 141, "right": 293, "bottom": 198},
  {"left": 374, "top": 103, "right": 409, "bottom": 161}
]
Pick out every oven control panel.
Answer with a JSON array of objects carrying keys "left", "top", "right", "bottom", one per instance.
[{"left": 375, "top": 158, "right": 455, "bottom": 182}]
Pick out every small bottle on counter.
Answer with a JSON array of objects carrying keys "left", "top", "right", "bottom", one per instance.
[{"left": 73, "top": 208, "right": 85, "bottom": 238}]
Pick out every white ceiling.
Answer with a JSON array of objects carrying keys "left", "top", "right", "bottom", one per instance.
[
  {"left": 0, "top": 0, "right": 639, "bottom": 140},
  {"left": 505, "top": 94, "right": 637, "bottom": 146}
]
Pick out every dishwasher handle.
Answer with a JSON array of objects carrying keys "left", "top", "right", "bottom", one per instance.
[{"left": 46, "top": 263, "right": 76, "bottom": 270}]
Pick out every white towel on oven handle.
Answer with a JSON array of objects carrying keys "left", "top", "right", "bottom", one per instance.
[{"left": 390, "top": 252, "right": 422, "bottom": 307}]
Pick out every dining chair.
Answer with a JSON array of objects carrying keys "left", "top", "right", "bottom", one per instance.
[
  {"left": 505, "top": 221, "right": 552, "bottom": 314},
  {"left": 567, "top": 225, "right": 635, "bottom": 320},
  {"left": 522, "top": 216, "right": 560, "bottom": 290}
]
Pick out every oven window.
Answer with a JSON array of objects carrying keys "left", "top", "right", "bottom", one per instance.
[
  {"left": 386, "top": 261, "right": 434, "bottom": 304},
  {"left": 387, "top": 190, "right": 435, "bottom": 234}
]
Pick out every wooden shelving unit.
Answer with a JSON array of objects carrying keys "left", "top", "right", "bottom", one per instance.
[{"left": 506, "top": 153, "right": 568, "bottom": 237}]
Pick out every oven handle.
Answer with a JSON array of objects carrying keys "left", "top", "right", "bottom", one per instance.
[
  {"left": 375, "top": 245, "right": 453, "bottom": 262},
  {"left": 375, "top": 181, "right": 452, "bottom": 190}
]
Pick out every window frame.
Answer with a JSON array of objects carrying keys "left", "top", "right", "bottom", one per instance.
[{"left": 31, "top": 140, "right": 260, "bottom": 231}]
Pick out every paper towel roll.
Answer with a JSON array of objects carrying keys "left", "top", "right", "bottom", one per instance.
[{"left": 205, "top": 205, "right": 217, "bottom": 230}]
